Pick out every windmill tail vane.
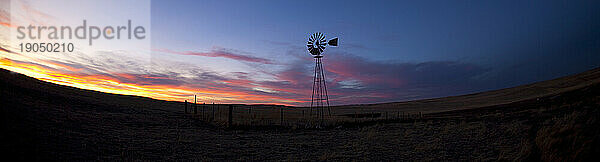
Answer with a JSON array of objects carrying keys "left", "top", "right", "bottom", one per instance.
[{"left": 307, "top": 32, "right": 338, "bottom": 119}]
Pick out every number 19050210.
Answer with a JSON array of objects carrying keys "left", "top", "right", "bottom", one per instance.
[{"left": 19, "top": 43, "right": 74, "bottom": 53}]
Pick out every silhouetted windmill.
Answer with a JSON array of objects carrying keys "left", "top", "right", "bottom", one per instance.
[{"left": 307, "top": 32, "right": 338, "bottom": 119}]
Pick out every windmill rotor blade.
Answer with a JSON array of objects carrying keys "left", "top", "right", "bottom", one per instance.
[{"left": 308, "top": 32, "right": 337, "bottom": 55}]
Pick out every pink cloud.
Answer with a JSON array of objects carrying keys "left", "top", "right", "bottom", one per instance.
[{"left": 156, "top": 49, "right": 274, "bottom": 64}]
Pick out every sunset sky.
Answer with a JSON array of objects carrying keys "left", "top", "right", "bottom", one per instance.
[{"left": 1, "top": 0, "right": 600, "bottom": 106}]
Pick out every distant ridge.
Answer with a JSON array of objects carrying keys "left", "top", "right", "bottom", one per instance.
[{"left": 333, "top": 67, "right": 600, "bottom": 114}]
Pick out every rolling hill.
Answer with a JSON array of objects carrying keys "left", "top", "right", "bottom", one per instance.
[
  {"left": 334, "top": 67, "right": 600, "bottom": 114},
  {"left": 1, "top": 67, "right": 599, "bottom": 160}
]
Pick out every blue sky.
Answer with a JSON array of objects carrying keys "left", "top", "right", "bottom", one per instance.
[
  {"left": 146, "top": 0, "right": 600, "bottom": 104},
  {"left": 152, "top": 0, "right": 599, "bottom": 62}
]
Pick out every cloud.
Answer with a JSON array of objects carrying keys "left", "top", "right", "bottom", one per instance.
[
  {"left": 18, "top": 1, "right": 57, "bottom": 23},
  {"left": 109, "top": 73, "right": 187, "bottom": 86},
  {"left": 257, "top": 52, "right": 492, "bottom": 105},
  {"left": 149, "top": 48, "right": 493, "bottom": 105},
  {"left": 2, "top": 41, "right": 494, "bottom": 106},
  {"left": 1, "top": 55, "right": 306, "bottom": 105},
  {"left": 0, "top": 9, "right": 10, "bottom": 27},
  {"left": 156, "top": 48, "right": 275, "bottom": 64},
  {"left": 0, "top": 45, "right": 16, "bottom": 54}
]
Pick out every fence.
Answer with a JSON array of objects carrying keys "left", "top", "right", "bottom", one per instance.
[{"left": 182, "top": 101, "right": 424, "bottom": 128}]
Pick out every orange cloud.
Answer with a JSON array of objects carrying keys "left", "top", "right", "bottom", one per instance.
[
  {"left": 0, "top": 10, "right": 11, "bottom": 27},
  {"left": 0, "top": 57, "right": 303, "bottom": 106},
  {"left": 0, "top": 22, "right": 12, "bottom": 27}
]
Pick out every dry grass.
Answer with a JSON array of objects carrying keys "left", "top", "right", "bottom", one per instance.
[{"left": 534, "top": 108, "right": 599, "bottom": 161}]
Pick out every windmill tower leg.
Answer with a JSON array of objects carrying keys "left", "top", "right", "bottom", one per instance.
[
  {"left": 311, "top": 56, "right": 330, "bottom": 119},
  {"left": 319, "top": 58, "right": 331, "bottom": 116},
  {"left": 310, "top": 58, "right": 317, "bottom": 117}
]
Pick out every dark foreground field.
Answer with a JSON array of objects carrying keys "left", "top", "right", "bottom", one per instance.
[{"left": 1, "top": 68, "right": 599, "bottom": 161}]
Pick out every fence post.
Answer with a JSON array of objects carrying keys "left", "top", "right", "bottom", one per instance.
[
  {"left": 401, "top": 112, "right": 404, "bottom": 120},
  {"left": 280, "top": 107, "right": 284, "bottom": 125},
  {"left": 211, "top": 102, "right": 215, "bottom": 121},
  {"left": 372, "top": 111, "right": 375, "bottom": 121},
  {"left": 184, "top": 100, "right": 188, "bottom": 114},
  {"left": 228, "top": 105, "right": 233, "bottom": 127},
  {"left": 194, "top": 95, "right": 197, "bottom": 114}
]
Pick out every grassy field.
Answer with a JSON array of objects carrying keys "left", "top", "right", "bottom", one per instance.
[
  {"left": 184, "top": 67, "right": 600, "bottom": 128},
  {"left": 1, "top": 67, "right": 599, "bottom": 160}
]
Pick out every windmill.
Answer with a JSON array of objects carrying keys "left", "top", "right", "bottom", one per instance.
[{"left": 307, "top": 32, "right": 338, "bottom": 119}]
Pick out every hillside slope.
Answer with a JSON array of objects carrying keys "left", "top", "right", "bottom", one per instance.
[
  {"left": 1, "top": 67, "right": 599, "bottom": 160},
  {"left": 334, "top": 67, "right": 600, "bottom": 114}
]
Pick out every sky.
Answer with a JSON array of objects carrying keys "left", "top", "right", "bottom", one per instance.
[{"left": 1, "top": 0, "right": 600, "bottom": 106}]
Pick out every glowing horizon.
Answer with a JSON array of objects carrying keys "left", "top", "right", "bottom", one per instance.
[{"left": 0, "top": 55, "right": 303, "bottom": 106}]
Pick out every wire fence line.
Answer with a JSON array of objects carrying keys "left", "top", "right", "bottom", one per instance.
[{"left": 183, "top": 101, "right": 424, "bottom": 128}]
